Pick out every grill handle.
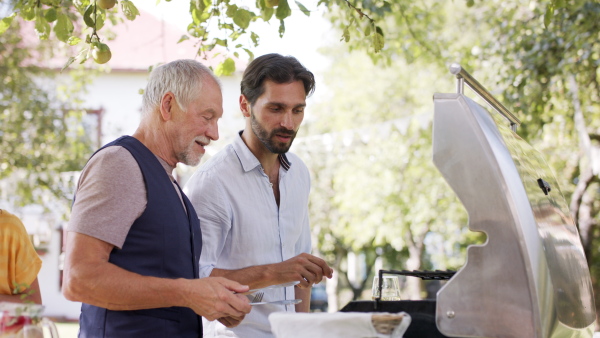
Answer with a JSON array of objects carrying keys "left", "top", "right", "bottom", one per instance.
[{"left": 449, "top": 63, "right": 521, "bottom": 132}]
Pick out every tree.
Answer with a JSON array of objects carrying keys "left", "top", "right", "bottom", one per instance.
[
  {"left": 334, "top": 1, "right": 600, "bottom": 318},
  {"left": 292, "top": 0, "right": 599, "bottom": 312},
  {"left": 293, "top": 51, "right": 471, "bottom": 307},
  {"left": 318, "top": 0, "right": 600, "bottom": 317},
  {"left": 0, "top": 21, "right": 94, "bottom": 217}
]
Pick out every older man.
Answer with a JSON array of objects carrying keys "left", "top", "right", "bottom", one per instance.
[
  {"left": 186, "top": 54, "right": 333, "bottom": 337},
  {"left": 62, "top": 59, "right": 251, "bottom": 337}
]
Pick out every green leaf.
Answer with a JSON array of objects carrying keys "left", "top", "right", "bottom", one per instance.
[
  {"left": 188, "top": 25, "right": 207, "bottom": 38},
  {"left": 83, "top": 5, "right": 95, "bottom": 28},
  {"left": 192, "top": 7, "right": 211, "bottom": 24},
  {"left": 373, "top": 29, "right": 384, "bottom": 53},
  {"left": 251, "top": 31, "right": 259, "bottom": 46},
  {"left": 44, "top": 8, "right": 57, "bottom": 22},
  {"left": 0, "top": 13, "right": 16, "bottom": 35},
  {"left": 466, "top": 0, "right": 475, "bottom": 7},
  {"left": 226, "top": 4, "right": 238, "bottom": 17},
  {"left": 229, "top": 30, "right": 241, "bottom": 41},
  {"left": 295, "top": 1, "right": 310, "bottom": 16},
  {"left": 177, "top": 34, "right": 190, "bottom": 43},
  {"left": 364, "top": 23, "right": 371, "bottom": 36},
  {"left": 121, "top": 0, "right": 140, "bottom": 21},
  {"left": 61, "top": 57, "right": 76, "bottom": 73},
  {"left": 34, "top": 13, "right": 51, "bottom": 40},
  {"left": 67, "top": 36, "right": 82, "bottom": 45},
  {"left": 82, "top": 5, "right": 105, "bottom": 31},
  {"left": 21, "top": 6, "right": 36, "bottom": 21},
  {"left": 75, "top": 47, "right": 90, "bottom": 64},
  {"left": 243, "top": 48, "right": 254, "bottom": 60},
  {"left": 215, "top": 38, "right": 227, "bottom": 47},
  {"left": 341, "top": 26, "right": 350, "bottom": 42},
  {"left": 276, "top": 0, "right": 292, "bottom": 20},
  {"left": 261, "top": 7, "right": 274, "bottom": 21},
  {"left": 278, "top": 19, "right": 285, "bottom": 37},
  {"left": 233, "top": 9, "right": 252, "bottom": 29},
  {"left": 544, "top": 4, "right": 554, "bottom": 29},
  {"left": 220, "top": 22, "right": 234, "bottom": 31},
  {"left": 54, "top": 12, "right": 74, "bottom": 42},
  {"left": 95, "top": 11, "right": 106, "bottom": 30},
  {"left": 214, "top": 57, "right": 236, "bottom": 76},
  {"left": 191, "top": 0, "right": 207, "bottom": 12}
]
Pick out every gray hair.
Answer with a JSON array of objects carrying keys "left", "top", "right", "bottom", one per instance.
[{"left": 141, "top": 59, "right": 220, "bottom": 115}]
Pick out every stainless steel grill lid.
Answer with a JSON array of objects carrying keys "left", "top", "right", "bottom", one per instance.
[{"left": 432, "top": 89, "right": 595, "bottom": 337}]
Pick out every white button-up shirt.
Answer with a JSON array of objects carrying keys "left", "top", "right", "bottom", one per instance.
[{"left": 185, "top": 132, "right": 312, "bottom": 338}]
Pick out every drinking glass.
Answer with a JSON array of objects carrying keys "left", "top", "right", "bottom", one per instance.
[{"left": 372, "top": 275, "right": 401, "bottom": 301}]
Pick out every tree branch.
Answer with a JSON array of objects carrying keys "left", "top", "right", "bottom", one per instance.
[
  {"left": 569, "top": 165, "right": 595, "bottom": 229},
  {"left": 342, "top": 0, "right": 375, "bottom": 24},
  {"left": 397, "top": 4, "right": 443, "bottom": 61},
  {"left": 568, "top": 73, "right": 593, "bottom": 167}
]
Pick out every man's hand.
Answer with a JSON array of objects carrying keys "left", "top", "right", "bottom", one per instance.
[
  {"left": 217, "top": 315, "right": 245, "bottom": 328},
  {"left": 271, "top": 253, "right": 333, "bottom": 288},
  {"left": 182, "top": 277, "right": 252, "bottom": 321}
]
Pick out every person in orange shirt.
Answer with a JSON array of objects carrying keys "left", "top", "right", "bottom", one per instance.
[{"left": 0, "top": 209, "right": 42, "bottom": 304}]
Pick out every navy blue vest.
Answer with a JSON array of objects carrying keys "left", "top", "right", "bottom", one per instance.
[{"left": 78, "top": 136, "right": 203, "bottom": 338}]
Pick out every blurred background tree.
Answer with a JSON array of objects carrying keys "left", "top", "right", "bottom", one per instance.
[
  {"left": 0, "top": 21, "right": 94, "bottom": 218},
  {"left": 297, "top": 0, "right": 600, "bottom": 312}
]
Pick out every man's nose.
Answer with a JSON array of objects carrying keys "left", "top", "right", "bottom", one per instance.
[
  {"left": 207, "top": 120, "right": 219, "bottom": 141},
  {"left": 280, "top": 111, "right": 294, "bottom": 130}
]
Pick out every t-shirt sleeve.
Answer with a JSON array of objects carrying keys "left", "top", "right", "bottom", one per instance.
[
  {"left": 67, "top": 146, "right": 146, "bottom": 249},
  {"left": 185, "top": 170, "right": 231, "bottom": 278},
  {"left": 0, "top": 214, "right": 42, "bottom": 294},
  {"left": 13, "top": 227, "right": 42, "bottom": 292}
]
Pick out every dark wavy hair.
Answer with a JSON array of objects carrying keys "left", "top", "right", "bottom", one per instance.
[{"left": 240, "top": 53, "right": 315, "bottom": 106}]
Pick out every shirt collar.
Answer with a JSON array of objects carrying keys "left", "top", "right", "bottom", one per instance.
[{"left": 233, "top": 131, "right": 292, "bottom": 172}]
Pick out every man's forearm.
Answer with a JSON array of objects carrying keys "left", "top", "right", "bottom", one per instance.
[
  {"left": 63, "top": 232, "right": 190, "bottom": 311},
  {"left": 209, "top": 252, "right": 334, "bottom": 290},
  {"left": 210, "top": 266, "right": 278, "bottom": 289},
  {"left": 295, "top": 286, "right": 311, "bottom": 312},
  {"left": 63, "top": 260, "right": 189, "bottom": 311}
]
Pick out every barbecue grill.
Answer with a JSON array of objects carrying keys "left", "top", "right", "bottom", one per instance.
[{"left": 340, "top": 64, "right": 596, "bottom": 338}]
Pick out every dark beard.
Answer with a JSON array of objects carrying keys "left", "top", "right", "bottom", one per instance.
[{"left": 250, "top": 111, "right": 296, "bottom": 154}]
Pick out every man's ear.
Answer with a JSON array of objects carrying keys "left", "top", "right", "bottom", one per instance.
[
  {"left": 160, "top": 92, "right": 176, "bottom": 121},
  {"left": 239, "top": 95, "right": 251, "bottom": 118}
]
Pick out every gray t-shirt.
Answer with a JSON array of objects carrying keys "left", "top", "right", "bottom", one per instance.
[{"left": 68, "top": 145, "right": 184, "bottom": 249}]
